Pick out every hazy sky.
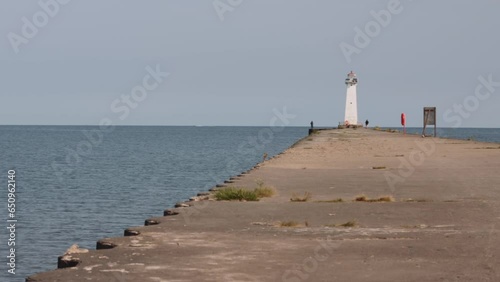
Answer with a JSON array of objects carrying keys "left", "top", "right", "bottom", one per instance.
[{"left": 1, "top": 1, "right": 499, "bottom": 127}]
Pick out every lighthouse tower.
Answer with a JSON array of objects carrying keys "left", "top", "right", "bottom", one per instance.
[{"left": 344, "top": 71, "right": 358, "bottom": 126}]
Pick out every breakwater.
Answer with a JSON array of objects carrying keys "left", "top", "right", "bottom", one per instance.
[{"left": 27, "top": 128, "right": 500, "bottom": 281}]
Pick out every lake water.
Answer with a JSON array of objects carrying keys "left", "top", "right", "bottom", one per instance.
[
  {"left": 0, "top": 126, "right": 307, "bottom": 281},
  {"left": 0, "top": 126, "right": 499, "bottom": 281},
  {"left": 383, "top": 127, "right": 500, "bottom": 143}
]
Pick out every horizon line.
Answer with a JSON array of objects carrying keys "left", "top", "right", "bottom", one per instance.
[{"left": 0, "top": 124, "right": 499, "bottom": 129}]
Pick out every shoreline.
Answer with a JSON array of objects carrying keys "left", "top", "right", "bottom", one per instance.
[{"left": 27, "top": 128, "right": 500, "bottom": 281}]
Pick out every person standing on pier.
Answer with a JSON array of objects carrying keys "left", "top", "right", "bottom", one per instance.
[
  {"left": 365, "top": 119, "right": 369, "bottom": 128},
  {"left": 310, "top": 121, "right": 314, "bottom": 129}
]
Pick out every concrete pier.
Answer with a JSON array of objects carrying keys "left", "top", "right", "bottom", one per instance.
[{"left": 27, "top": 129, "right": 500, "bottom": 281}]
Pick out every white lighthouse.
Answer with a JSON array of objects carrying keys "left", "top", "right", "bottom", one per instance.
[{"left": 344, "top": 71, "right": 358, "bottom": 126}]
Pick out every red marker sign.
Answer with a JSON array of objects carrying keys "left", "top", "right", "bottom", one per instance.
[{"left": 401, "top": 113, "right": 406, "bottom": 134}]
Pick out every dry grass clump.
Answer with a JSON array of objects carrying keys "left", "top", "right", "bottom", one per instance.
[
  {"left": 339, "top": 221, "right": 357, "bottom": 227},
  {"left": 254, "top": 179, "right": 276, "bottom": 198},
  {"left": 377, "top": 196, "right": 395, "bottom": 202},
  {"left": 254, "top": 186, "right": 275, "bottom": 198},
  {"left": 355, "top": 195, "right": 395, "bottom": 203},
  {"left": 280, "top": 221, "right": 300, "bottom": 227},
  {"left": 290, "top": 192, "right": 312, "bottom": 202},
  {"left": 355, "top": 195, "right": 368, "bottom": 202},
  {"left": 325, "top": 220, "right": 358, "bottom": 228}
]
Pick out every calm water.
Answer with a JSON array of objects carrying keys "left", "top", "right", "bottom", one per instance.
[
  {"left": 0, "top": 126, "right": 307, "bottom": 281},
  {"left": 383, "top": 127, "right": 500, "bottom": 143},
  {"left": 0, "top": 126, "right": 499, "bottom": 281}
]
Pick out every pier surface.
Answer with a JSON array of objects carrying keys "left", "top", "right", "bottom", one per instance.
[{"left": 28, "top": 129, "right": 500, "bottom": 281}]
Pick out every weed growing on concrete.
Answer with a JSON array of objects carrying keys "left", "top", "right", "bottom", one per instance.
[
  {"left": 280, "top": 221, "right": 300, "bottom": 227},
  {"left": 254, "top": 179, "right": 276, "bottom": 198},
  {"left": 355, "top": 195, "right": 394, "bottom": 202},
  {"left": 254, "top": 186, "right": 275, "bottom": 198},
  {"left": 339, "top": 221, "right": 357, "bottom": 227},
  {"left": 355, "top": 195, "right": 368, "bottom": 202},
  {"left": 325, "top": 220, "right": 358, "bottom": 228},
  {"left": 290, "top": 192, "right": 312, "bottom": 202},
  {"left": 215, "top": 187, "right": 259, "bottom": 201},
  {"left": 215, "top": 181, "right": 275, "bottom": 201},
  {"left": 377, "top": 196, "right": 395, "bottom": 202}
]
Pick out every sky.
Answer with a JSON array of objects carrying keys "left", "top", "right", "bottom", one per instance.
[{"left": 1, "top": 0, "right": 499, "bottom": 127}]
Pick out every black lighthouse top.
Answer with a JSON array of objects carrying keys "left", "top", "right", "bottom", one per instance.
[{"left": 345, "top": 71, "right": 358, "bottom": 86}]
